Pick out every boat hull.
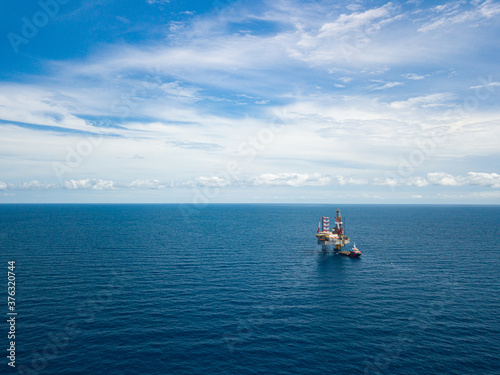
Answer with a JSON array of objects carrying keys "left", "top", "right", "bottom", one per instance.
[{"left": 336, "top": 250, "right": 361, "bottom": 258}]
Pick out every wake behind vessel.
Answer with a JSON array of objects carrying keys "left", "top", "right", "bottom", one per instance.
[{"left": 315, "top": 209, "right": 361, "bottom": 257}]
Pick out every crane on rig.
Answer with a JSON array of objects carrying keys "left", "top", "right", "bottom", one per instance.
[{"left": 316, "top": 209, "right": 361, "bottom": 258}]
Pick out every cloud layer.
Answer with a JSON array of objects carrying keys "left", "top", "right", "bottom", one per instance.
[
  {"left": 2, "top": 172, "right": 499, "bottom": 192},
  {"left": 1, "top": 0, "right": 500, "bottom": 203}
]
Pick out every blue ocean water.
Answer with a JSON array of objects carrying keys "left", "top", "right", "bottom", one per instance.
[{"left": 1, "top": 204, "right": 500, "bottom": 375}]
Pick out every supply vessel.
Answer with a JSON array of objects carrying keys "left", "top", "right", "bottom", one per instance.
[{"left": 315, "top": 209, "right": 361, "bottom": 257}]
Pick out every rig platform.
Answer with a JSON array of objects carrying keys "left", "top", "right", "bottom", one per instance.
[{"left": 316, "top": 209, "right": 361, "bottom": 258}]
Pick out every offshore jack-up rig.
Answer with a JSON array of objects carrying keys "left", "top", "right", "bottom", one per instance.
[{"left": 316, "top": 209, "right": 361, "bottom": 258}]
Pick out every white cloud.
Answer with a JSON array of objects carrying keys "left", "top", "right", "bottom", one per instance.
[
  {"left": 146, "top": 0, "right": 170, "bottom": 5},
  {"left": 427, "top": 172, "right": 500, "bottom": 188},
  {"left": 480, "top": 0, "right": 500, "bottom": 17},
  {"left": 285, "top": 3, "right": 406, "bottom": 67},
  {"left": 125, "top": 179, "right": 166, "bottom": 189},
  {"left": 340, "top": 77, "right": 353, "bottom": 83},
  {"left": 405, "top": 177, "right": 430, "bottom": 187},
  {"left": 0, "top": 180, "right": 54, "bottom": 190},
  {"left": 470, "top": 81, "right": 500, "bottom": 89},
  {"left": 465, "top": 172, "right": 500, "bottom": 188},
  {"left": 1, "top": 0, "right": 500, "bottom": 204},
  {"left": 362, "top": 67, "right": 390, "bottom": 75},
  {"left": 180, "top": 174, "right": 367, "bottom": 188},
  {"left": 346, "top": 3, "right": 363, "bottom": 12},
  {"left": 369, "top": 81, "right": 404, "bottom": 90},
  {"left": 373, "top": 176, "right": 429, "bottom": 187},
  {"left": 390, "top": 93, "right": 454, "bottom": 109},
  {"left": 0, "top": 179, "right": 171, "bottom": 191},
  {"left": 1, "top": 171, "right": 499, "bottom": 196},
  {"left": 419, "top": 0, "right": 500, "bottom": 32},
  {"left": 63, "top": 179, "right": 172, "bottom": 190},
  {"left": 251, "top": 173, "right": 331, "bottom": 187},
  {"left": 159, "top": 81, "right": 201, "bottom": 101},
  {"left": 427, "top": 172, "right": 464, "bottom": 186},
  {"left": 334, "top": 175, "right": 368, "bottom": 186},
  {"left": 182, "top": 176, "right": 231, "bottom": 188},
  {"left": 64, "top": 179, "right": 117, "bottom": 190},
  {"left": 403, "top": 73, "right": 428, "bottom": 80},
  {"left": 373, "top": 173, "right": 500, "bottom": 189},
  {"left": 18, "top": 180, "right": 56, "bottom": 190},
  {"left": 373, "top": 177, "right": 399, "bottom": 187},
  {"left": 318, "top": 4, "right": 397, "bottom": 37}
]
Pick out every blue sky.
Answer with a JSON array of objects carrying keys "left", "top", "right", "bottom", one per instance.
[{"left": 1, "top": 0, "right": 500, "bottom": 203}]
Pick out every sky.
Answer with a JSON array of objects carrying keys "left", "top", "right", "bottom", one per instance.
[{"left": 0, "top": 0, "right": 499, "bottom": 204}]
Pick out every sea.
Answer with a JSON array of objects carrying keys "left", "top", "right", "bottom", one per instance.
[{"left": 1, "top": 204, "right": 499, "bottom": 375}]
